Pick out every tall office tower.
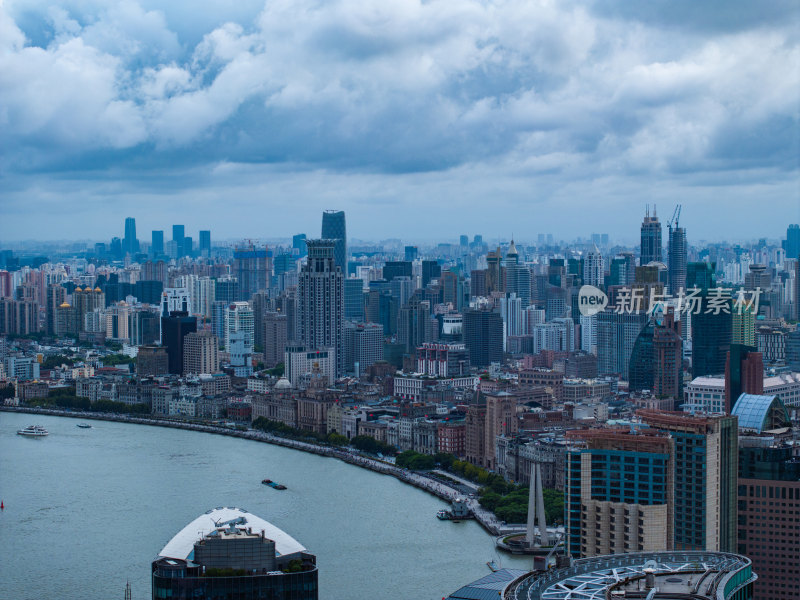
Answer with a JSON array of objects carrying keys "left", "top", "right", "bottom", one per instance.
[
  {"left": 639, "top": 411, "right": 738, "bottom": 553},
  {"left": 486, "top": 247, "right": 503, "bottom": 293},
  {"left": 211, "top": 300, "right": 227, "bottom": 341},
  {"left": 297, "top": 239, "right": 344, "bottom": 376},
  {"left": 73, "top": 286, "right": 105, "bottom": 333},
  {"left": 397, "top": 297, "right": 432, "bottom": 354},
  {"left": 566, "top": 428, "right": 674, "bottom": 558},
  {"left": 421, "top": 260, "right": 441, "bottom": 288},
  {"left": 343, "top": 279, "right": 365, "bottom": 321},
  {"left": 652, "top": 308, "right": 683, "bottom": 404},
  {"left": 321, "top": 210, "right": 347, "bottom": 272},
  {"left": 725, "top": 345, "right": 763, "bottom": 413},
  {"left": 438, "top": 271, "right": 459, "bottom": 309},
  {"left": 262, "top": 311, "right": 287, "bottom": 368},
  {"left": 470, "top": 269, "right": 487, "bottom": 298},
  {"left": 582, "top": 244, "right": 604, "bottom": 287},
  {"left": 499, "top": 292, "right": 523, "bottom": 342},
  {"left": 462, "top": 308, "right": 503, "bottom": 367},
  {"left": 785, "top": 223, "right": 800, "bottom": 259},
  {"left": 620, "top": 252, "right": 636, "bottom": 286},
  {"left": 151, "top": 230, "right": 164, "bottom": 257},
  {"left": 365, "top": 290, "right": 397, "bottom": 335},
  {"left": 608, "top": 256, "right": 627, "bottom": 286},
  {"left": 172, "top": 224, "right": 185, "bottom": 257},
  {"left": 732, "top": 299, "right": 756, "bottom": 346},
  {"left": 292, "top": 233, "right": 307, "bottom": 257},
  {"left": 795, "top": 259, "right": 799, "bottom": 322},
  {"left": 505, "top": 240, "right": 531, "bottom": 306},
  {"left": 344, "top": 321, "right": 384, "bottom": 374},
  {"left": 224, "top": 301, "right": 254, "bottom": 352},
  {"left": 404, "top": 245, "right": 418, "bottom": 262},
  {"left": 182, "top": 331, "right": 219, "bottom": 375},
  {"left": 160, "top": 294, "right": 197, "bottom": 374},
  {"left": 134, "top": 280, "right": 163, "bottom": 305},
  {"left": 738, "top": 437, "right": 800, "bottom": 600},
  {"left": 45, "top": 284, "right": 66, "bottom": 335},
  {"left": 110, "top": 237, "right": 123, "bottom": 260},
  {"left": 668, "top": 215, "right": 687, "bottom": 295},
  {"left": 233, "top": 244, "right": 271, "bottom": 301},
  {"left": 123, "top": 217, "right": 139, "bottom": 256},
  {"left": 250, "top": 291, "right": 272, "bottom": 349},
  {"left": 686, "top": 261, "right": 716, "bottom": 290},
  {"left": 640, "top": 205, "right": 662, "bottom": 264},
  {"left": 128, "top": 309, "right": 160, "bottom": 345},
  {"left": 214, "top": 277, "right": 239, "bottom": 305},
  {"left": 389, "top": 276, "right": 414, "bottom": 307},
  {"left": 198, "top": 230, "right": 211, "bottom": 257},
  {"left": 596, "top": 308, "right": 648, "bottom": 379},
  {"left": 692, "top": 295, "right": 733, "bottom": 379},
  {"left": 382, "top": 261, "right": 412, "bottom": 281}
]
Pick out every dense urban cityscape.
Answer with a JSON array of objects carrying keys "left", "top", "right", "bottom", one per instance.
[
  {"left": 1, "top": 210, "right": 798, "bottom": 599},
  {"left": 1, "top": 1, "right": 798, "bottom": 599}
]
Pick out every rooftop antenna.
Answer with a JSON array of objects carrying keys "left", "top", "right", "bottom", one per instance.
[{"left": 124, "top": 581, "right": 131, "bottom": 600}]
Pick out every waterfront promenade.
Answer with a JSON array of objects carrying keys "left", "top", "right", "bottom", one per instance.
[{"left": 1, "top": 405, "right": 505, "bottom": 535}]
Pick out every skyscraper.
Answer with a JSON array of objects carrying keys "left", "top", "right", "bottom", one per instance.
[
  {"left": 725, "top": 345, "right": 763, "bottom": 414},
  {"left": 668, "top": 212, "right": 687, "bottom": 294},
  {"left": 462, "top": 308, "right": 503, "bottom": 367},
  {"left": 692, "top": 296, "right": 733, "bottom": 379},
  {"left": 639, "top": 410, "right": 738, "bottom": 553},
  {"left": 582, "top": 244, "right": 604, "bottom": 288},
  {"left": 123, "top": 217, "right": 139, "bottom": 256},
  {"left": 566, "top": 428, "right": 674, "bottom": 558},
  {"left": 160, "top": 295, "right": 197, "bottom": 375},
  {"left": 198, "top": 230, "right": 211, "bottom": 256},
  {"left": 151, "top": 230, "right": 164, "bottom": 257},
  {"left": 172, "top": 224, "right": 185, "bottom": 257},
  {"left": 297, "top": 239, "right": 344, "bottom": 376},
  {"left": 640, "top": 205, "right": 662, "bottom": 265},
  {"left": 233, "top": 244, "right": 271, "bottom": 301},
  {"left": 224, "top": 301, "right": 254, "bottom": 352},
  {"left": 292, "top": 233, "right": 307, "bottom": 257},
  {"left": 182, "top": 331, "right": 219, "bottom": 375},
  {"left": 321, "top": 210, "right": 347, "bottom": 272},
  {"left": 785, "top": 224, "right": 800, "bottom": 259}
]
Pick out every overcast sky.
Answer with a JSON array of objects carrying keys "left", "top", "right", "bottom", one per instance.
[{"left": 0, "top": 0, "right": 798, "bottom": 244}]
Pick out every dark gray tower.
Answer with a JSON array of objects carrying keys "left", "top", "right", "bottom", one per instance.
[
  {"left": 668, "top": 205, "right": 687, "bottom": 294},
  {"left": 298, "top": 239, "right": 344, "bottom": 376},
  {"left": 321, "top": 210, "right": 347, "bottom": 273},
  {"left": 123, "top": 217, "right": 139, "bottom": 255},
  {"left": 640, "top": 205, "right": 662, "bottom": 265}
]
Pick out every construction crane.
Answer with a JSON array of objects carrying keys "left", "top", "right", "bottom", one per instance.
[{"left": 668, "top": 204, "right": 681, "bottom": 232}]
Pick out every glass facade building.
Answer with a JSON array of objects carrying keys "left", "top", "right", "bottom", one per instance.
[{"left": 321, "top": 210, "right": 346, "bottom": 272}]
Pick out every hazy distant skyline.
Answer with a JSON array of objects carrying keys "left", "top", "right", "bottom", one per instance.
[{"left": 1, "top": 1, "right": 798, "bottom": 242}]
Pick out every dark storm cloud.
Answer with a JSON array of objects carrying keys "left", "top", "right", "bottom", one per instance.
[{"left": 0, "top": 0, "right": 797, "bottom": 241}]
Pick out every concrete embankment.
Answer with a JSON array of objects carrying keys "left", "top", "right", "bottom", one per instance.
[{"left": 1, "top": 406, "right": 501, "bottom": 535}]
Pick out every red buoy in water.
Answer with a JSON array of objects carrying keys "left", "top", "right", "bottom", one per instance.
[{"left": 1, "top": 501, "right": 4, "bottom": 510}]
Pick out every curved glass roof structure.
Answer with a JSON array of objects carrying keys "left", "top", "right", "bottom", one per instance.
[
  {"left": 505, "top": 552, "right": 755, "bottom": 600},
  {"left": 732, "top": 394, "right": 790, "bottom": 433}
]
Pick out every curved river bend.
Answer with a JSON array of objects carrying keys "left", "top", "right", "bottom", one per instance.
[{"left": 0, "top": 412, "right": 529, "bottom": 600}]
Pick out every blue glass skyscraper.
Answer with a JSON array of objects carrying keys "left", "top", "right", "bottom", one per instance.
[{"left": 321, "top": 210, "right": 346, "bottom": 272}]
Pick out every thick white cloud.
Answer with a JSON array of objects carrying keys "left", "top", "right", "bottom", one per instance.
[{"left": 0, "top": 0, "right": 797, "bottom": 240}]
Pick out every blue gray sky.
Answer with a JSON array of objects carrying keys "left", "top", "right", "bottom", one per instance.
[{"left": 0, "top": 0, "right": 798, "bottom": 243}]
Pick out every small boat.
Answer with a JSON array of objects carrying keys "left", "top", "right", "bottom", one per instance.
[
  {"left": 76, "top": 423, "right": 92, "bottom": 429},
  {"left": 262, "top": 479, "right": 287, "bottom": 490},
  {"left": 17, "top": 425, "right": 49, "bottom": 437}
]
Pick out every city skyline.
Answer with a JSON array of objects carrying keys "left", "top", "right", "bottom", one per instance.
[{"left": 1, "top": 1, "right": 797, "bottom": 241}]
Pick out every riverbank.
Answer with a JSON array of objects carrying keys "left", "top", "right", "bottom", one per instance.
[{"left": 1, "top": 405, "right": 509, "bottom": 536}]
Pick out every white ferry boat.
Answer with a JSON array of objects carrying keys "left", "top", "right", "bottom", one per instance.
[{"left": 17, "top": 425, "right": 49, "bottom": 437}]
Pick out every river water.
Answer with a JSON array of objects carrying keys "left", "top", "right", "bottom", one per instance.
[{"left": 0, "top": 412, "right": 530, "bottom": 599}]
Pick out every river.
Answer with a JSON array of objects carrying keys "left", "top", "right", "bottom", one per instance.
[{"left": 0, "top": 412, "right": 530, "bottom": 599}]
